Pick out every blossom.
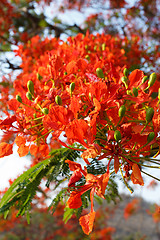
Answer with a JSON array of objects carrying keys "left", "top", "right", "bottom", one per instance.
[
  {"left": 0, "top": 30, "right": 160, "bottom": 235},
  {"left": 124, "top": 199, "right": 140, "bottom": 219},
  {"left": 66, "top": 160, "right": 110, "bottom": 234}
]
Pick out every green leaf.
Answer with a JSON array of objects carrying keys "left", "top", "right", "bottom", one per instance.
[
  {"left": 4, "top": 209, "right": 9, "bottom": 219},
  {"left": 39, "top": 19, "right": 48, "bottom": 28},
  {"left": 26, "top": 210, "right": 30, "bottom": 224},
  {"left": 94, "top": 195, "right": 103, "bottom": 205},
  {"left": 0, "top": 146, "right": 82, "bottom": 218},
  {"left": 1, "top": 43, "right": 11, "bottom": 52},
  {"left": 0, "top": 82, "right": 10, "bottom": 87},
  {"left": 53, "top": 17, "right": 62, "bottom": 24},
  {"left": 0, "top": 157, "right": 51, "bottom": 213},
  {"left": 63, "top": 207, "right": 74, "bottom": 224},
  {"left": 49, "top": 188, "right": 67, "bottom": 214}
]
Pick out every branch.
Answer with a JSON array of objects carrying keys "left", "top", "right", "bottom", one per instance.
[
  {"left": 46, "top": 22, "right": 65, "bottom": 38},
  {"left": 66, "top": 24, "right": 86, "bottom": 34},
  {"left": 5, "top": 59, "right": 21, "bottom": 70}
]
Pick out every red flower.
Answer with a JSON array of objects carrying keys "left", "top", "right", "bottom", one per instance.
[
  {"left": 152, "top": 204, "right": 160, "bottom": 223},
  {"left": 15, "top": 135, "right": 29, "bottom": 157},
  {"left": 131, "top": 164, "right": 144, "bottom": 186},
  {"left": 79, "top": 211, "right": 96, "bottom": 235},
  {"left": 124, "top": 199, "right": 139, "bottom": 219},
  {"left": 0, "top": 142, "right": 13, "bottom": 158},
  {"left": 66, "top": 160, "right": 110, "bottom": 234}
]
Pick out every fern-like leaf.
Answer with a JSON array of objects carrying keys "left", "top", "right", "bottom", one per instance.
[{"left": 0, "top": 147, "right": 80, "bottom": 217}]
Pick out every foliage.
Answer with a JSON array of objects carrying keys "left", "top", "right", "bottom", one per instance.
[
  {"left": 0, "top": 0, "right": 160, "bottom": 236},
  {"left": 0, "top": 148, "right": 79, "bottom": 216}
]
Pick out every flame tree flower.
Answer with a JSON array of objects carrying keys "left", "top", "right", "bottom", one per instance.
[{"left": 0, "top": 32, "right": 160, "bottom": 235}]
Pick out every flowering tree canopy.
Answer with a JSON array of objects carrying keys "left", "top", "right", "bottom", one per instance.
[{"left": 0, "top": 0, "right": 160, "bottom": 235}]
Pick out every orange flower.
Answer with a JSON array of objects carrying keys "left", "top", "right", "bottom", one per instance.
[
  {"left": 66, "top": 160, "right": 110, "bottom": 234},
  {"left": 131, "top": 163, "right": 144, "bottom": 186},
  {"left": 15, "top": 135, "right": 29, "bottom": 157},
  {"left": 79, "top": 211, "right": 96, "bottom": 235},
  {"left": 81, "top": 144, "right": 101, "bottom": 164},
  {"left": 0, "top": 142, "right": 13, "bottom": 158},
  {"left": 152, "top": 204, "right": 160, "bottom": 223},
  {"left": 124, "top": 199, "right": 139, "bottom": 219}
]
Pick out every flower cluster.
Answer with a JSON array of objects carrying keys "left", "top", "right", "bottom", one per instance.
[{"left": 0, "top": 32, "right": 160, "bottom": 234}]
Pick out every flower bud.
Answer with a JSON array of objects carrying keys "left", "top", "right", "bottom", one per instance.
[
  {"left": 141, "top": 76, "right": 148, "bottom": 84},
  {"left": 121, "top": 76, "right": 128, "bottom": 88},
  {"left": 70, "top": 82, "right": 75, "bottom": 93},
  {"left": 147, "top": 132, "right": 155, "bottom": 143},
  {"left": 26, "top": 92, "right": 32, "bottom": 100},
  {"left": 126, "top": 90, "right": 132, "bottom": 95},
  {"left": 133, "top": 87, "right": 138, "bottom": 97},
  {"left": 96, "top": 68, "right": 104, "bottom": 79},
  {"left": 55, "top": 95, "right": 62, "bottom": 105},
  {"left": 85, "top": 55, "right": 90, "bottom": 61},
  {"left": 114, "top": 130, "right": 121, "bottom": 142},
  {"left": 148, "top": 73, "right": 156, "bottom": 88},
  {"left": 37, "top": 73, "right": 43, "bottom": 81},
  {"left": 94, "top": 46, "right": 97, "bottom": 51},
  {"left": 123, "top": 68, "right": 129, "bottom": 77},
  {"left": 102, "top": 43, "right": 106, "bottom": 51},
  {"left": 88, "top": 92, "right": 92, "bottom": 101},
  {"left": 118, "top": 105, "right": 126, "bottom": 119},
  {"left": 151, "top": 92, "right": 158, "bottom": 99},
  {"left": 146, "top": 107, "right": 154, "bottom": 123},
  {"left": 158, "top": 88, "right": 160, "bottom": 101},
  {"left": 27, "top": 80, "right": 34, "bottom": 96},
  {"left": 16, "top": 95, "right": 22, "bottom": 103},
  {"left": 42, "top": 108, "right": 49, "bottom": 115}
]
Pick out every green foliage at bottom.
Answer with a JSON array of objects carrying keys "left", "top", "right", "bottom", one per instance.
[{"left": 0, "top": 145, "right": 120, "bottom": 223}]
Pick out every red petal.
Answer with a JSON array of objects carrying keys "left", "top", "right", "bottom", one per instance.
[
  {"left": 107, "top": 130, "right": 115, "bottom": 141},
  {"left": 15, "top": 136, "right": 26, "bottom": 147},
  {"left": 30, "top": 144, "right": 39, "bottom": 156},
  {"left": 0, "top": 116, "right": 16, "bottom": 127},
  {"left": 114, "top": 155, "right": 119, "bottom": 174},
  {"left": 0, "top": 142, "right": 13, "bottom": 158},
  {"left": 81, "top": 146, "right": 99, "bottom": 164},
  {"left": 101, "top": 171, "right": 110, "bottom": 195},
  {"left": 66, "top": 61, "right": 78, "bottom": 74},
  {"left": 131, "top": 163, "right": 144, "bottom": 186},
  {"left": 68, "top": 170, "right": 82, "bottom": 187},
  {"left": 17, "top": 145, "right": 29, "bottom": 157},
  {"left": 76, "top": 58, "right": 88, "bottom": 72},
  {"left": 124, "top": 199, "right": 139, "bottom": 219},
  {"left": 89, "top": 98, "right": 101, "bottom": 115},
  {"left": 85, "top": 173, "right": 98, "bottom": 183},
  {"left": 39, "top": 144, "right": 49, "bottom": 157},
  {"left": 69, "top": 96, "right": 80, "bottom": 118},
  {"left": 79, "top": 211, "right": 96, "bottom": 235},
  {"left": 67, "top": 192, "right": 82, "bottom": 209},
  {"left": 129, "top": 69, "right": 144, "bottom": 86},
  {"left": 7, "top": 99, "right": 20, "bottom": 111},
  {"left": 65, "top": 160, "right": 82, "bottom": 171},
  {"left": 65, "top": 119, "right": 89, "bottom": 147}
]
